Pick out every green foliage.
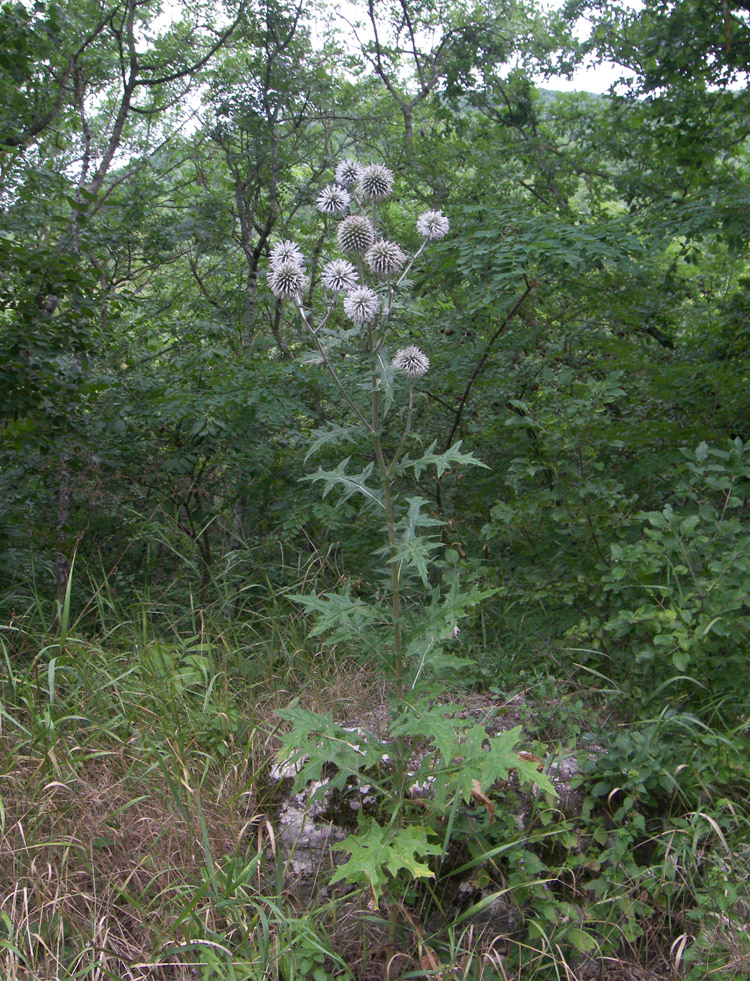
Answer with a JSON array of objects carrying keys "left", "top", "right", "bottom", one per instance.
[
  {"left": 391, "top": 699, "right": 555, "bottom": 804},
  {"left": 276, "top": 705, "right": 389, "bottom": 796},
  {"left": 395, "top": 439, "right": 489, "bottom": 480},
  {"left": 277, "top": 694, "right": 555, "bottom": 915},
  {"left": 331, "top": 819, "right": 442, "bottom": 907},
  {"left": 597, "top": 439, "right": 750, "bottom": 698},
  {"left": 2, "top": 0, "right": 750, "bottom": 974},
  {"left": 276, "top": 917, "right": 354, "bottom": 981}
]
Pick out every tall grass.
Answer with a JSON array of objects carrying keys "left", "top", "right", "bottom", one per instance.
[
  {"left": 0, "top": 576, "right": 749, "bottom": 980},
  {"left": 0, "top": 571, "right": 341, "bottom": 980}
]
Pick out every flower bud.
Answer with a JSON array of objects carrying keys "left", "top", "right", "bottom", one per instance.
[
  {"left": 365, "top": 240, "right": 407, "bottom": 279},
  {"left": 343, "top": 286, "right": 380, "bottom": 324},
  {"left": 393, "top": 345, "right": 430, "bottom": 379},
  {"left": 337, "top": 215, "right": 376, "bottom": 254}
]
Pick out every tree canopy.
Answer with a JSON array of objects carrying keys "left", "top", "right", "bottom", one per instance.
[{"left": 1, "top": 0, "right": 748, "bottom": 687}]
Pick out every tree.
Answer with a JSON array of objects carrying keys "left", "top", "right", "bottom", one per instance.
[{"left": 0, "top": 0, "right": 250, "bottom": 597}]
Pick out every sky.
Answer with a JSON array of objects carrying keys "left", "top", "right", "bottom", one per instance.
[
  {"left": 536, "top": 0, "right": 640, "bottom": 93},
  {"left": 324, "top": 0, "right": 640, "bottom": 97},
  {"left": 536, "top": 52, "right": 633, "bottom": 96},
  {"left": 152, "top": 0, "right": 640, "bottom": 101}
]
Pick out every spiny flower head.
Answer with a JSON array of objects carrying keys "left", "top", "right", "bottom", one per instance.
[
  {"left": 316, "top": 184, "right": 350, "bottom": 215},
  {"left": 269, "top": 240, "right": 304, "bottom": 268},
  {"left": 335, "top": 159, "right": 363, "bottom": 187},
  {"left": 416, "top": 210, "right": 450, "bottom": 240},
  {"left": 357, "top": 163, "right": 394, "bottom": 201},
  {"left": 267, "top": 259, "right": 306, "bottom": 300},
  {"left": 321, "top": 259, "right": 358, "bottom": 294},
  {"left": 337, "top": 215, "right": 376, "bottom": 254},
  {"left": 393, "top": 345, "right": 430, "bottom": 379},
  {"left": 365, "top": 239, "right": 407, "bottom": 279},
  {"left": 343, "top": 286, "right": 380, "bottom": 324}
]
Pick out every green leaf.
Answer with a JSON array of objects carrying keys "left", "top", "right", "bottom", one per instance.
[
  {"left": 391, "top": 702, "right": 556, "bottom": 811},
  {"left": 396, "top": 440, "right": 489, "bottom": 480},
  {"left": 375, "top": 534, "right": 441, "bottom": 586},
  {"left": 66, "top": 195, "right": 89, "bottom": 211},
  {"left": 331, "top": 818, "right": 441, "bottom": 906},
  {"left": 304, "top": 458, "right": 384, "bottom": 509},
  {"left": 390, "top": 698, "right": 468, "bottom": 765},
  {"left": 403, "top": 580, "right": 496, "bottom": 662},
  {"left": 695, "top": 441, "right": 709, "bottom": 464},
  {"left": 566, "top": 928, "right": 598, "bottom": 953},
  {"left": 400, "top": 496, "right": 445, "bottom": 538},
  {"left": 304, "top": 424, "right": 362, "bottom": 463},
  {"left": 276, "top": 705, "right": 388, "bottom": 796},
  {"left": 287, "top": 587, "right": 382, "bottom": 644}
]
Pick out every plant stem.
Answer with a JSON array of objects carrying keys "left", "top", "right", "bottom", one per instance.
[
  {"left": 297, "top": 302, "right": 373, "bottom": 432},
  {"left": 369, "top": 356, "right": 403, "bottom": 700},
  {"left": 368, "top": 344, "right": 409, "bottom": 816}
]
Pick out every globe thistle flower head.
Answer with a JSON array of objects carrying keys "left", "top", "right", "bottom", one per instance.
[
  {"left": 416, "top": 210, "right": 450, "bottom": 240},
  {"left": 321, "top": 258, "right": 358, "bottom": 294},
  {"left": 393, "top": 345, "right": 430, "bottom": 380},
  {"left": 335, "top": 159, "right": 363, "bottom": 187},
  {"left": 343, "top": 286, "right": 380, "bottom": 324},
  {"left": 357, "top": 163, "right": 394, "bottom": 201},
  {"left": 269, "top": 239, "right": 304, "bottom": 268},
  {"left": 268, "top": 259, "right": 306, "bottom": 300},
  {"left": 337, "top": 215, "right": 376, "bottom": 254},
  {"left": 316, "top": 183, "right": 350, "bottom": 215},
  {"left": 365, "top": 239, "right": 407, "bottom": 279}
]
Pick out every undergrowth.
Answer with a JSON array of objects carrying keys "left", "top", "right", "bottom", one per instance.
[{"left": 0, "top": 583, "right": 748, "bottom": 980}]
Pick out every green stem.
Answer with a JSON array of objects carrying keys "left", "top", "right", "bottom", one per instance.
[
  {"left": 389, "top": 386, "right": 414, "bottom": 477},
  {"left": 370, "top": 353, "right": 407, "bottom": 809},
  {"left": 395, "top": 240, "right": 427, "bottom": 288},
  {"left": 297, "top": 301, "right": 373, "bottom": 432},
  {"left": 369, "top": 358, "right": 403, "bottom": 695}
]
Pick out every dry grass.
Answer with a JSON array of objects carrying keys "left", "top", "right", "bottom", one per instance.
[
  {"left": 0, "top": 732, "right": 267, "bottom": 980},
  {"left": 0, "top": 626, "right": 748, "bottom": 981}
]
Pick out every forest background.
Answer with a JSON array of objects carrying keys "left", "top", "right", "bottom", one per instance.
[{"left": 1, "top": 0, "right": 749, "bottom": 978}]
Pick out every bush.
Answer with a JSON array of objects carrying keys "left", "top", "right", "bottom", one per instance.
[{"left": 598, "top": 438, "right": 750, "bottom": 703}]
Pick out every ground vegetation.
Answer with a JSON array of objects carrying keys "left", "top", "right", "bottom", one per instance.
[{"left": 1, "top": 0, "right": 749, "bottom": 977}]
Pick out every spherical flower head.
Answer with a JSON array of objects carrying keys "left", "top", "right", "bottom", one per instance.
[
  {"left": 337, "top": 215, "right": 376, "bottom": 254},
  {"left": 269, "top": 239, "right": 304, "bottom": 268},
  {"left": 393, "top": 345, "right": 430, "bottom": 380},
  {"left": 357, "top": 163, "right": 394, "bottom": 201},
  {"left": 316, "top": 183, "right": 350, "bottom": 215},
  {"left": 267, "top": 259, "right": 306, "bottom": 300},
  {"left": 321, "top": 258, "right": 358, "bottom": 294},
  {"left": 335, "top": 159, "right": 363, "bottom": 187},
  {"left": 343, "top": 286, "right": 380, "bottom": 324},
  {"left": 416, "top": 210, "right": 450, "bottom": 240},
  {"left": 365, "top": 239, "right": 407, "bottom": 279}
]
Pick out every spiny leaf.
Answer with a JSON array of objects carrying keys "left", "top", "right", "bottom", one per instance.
[
  {"left": 287, "top": 587, "right": 382, "bottom": 643},
  {"left": 276, "top": 705, "right": 388, "bottom": 796},
  {"left": 390, "top": 698, "right": 467, "bottom": 764},
  {"left": 375, "top": 535, "right": 441, "bottom": 586},
  {"left": 331, "top": 819, "right": 441, "bottom": 906},
  {"left": 390, "top": 704, "right": 557, "bottom": 810},
  {"left": 396, "top": 440, "right": 490, "bottom": 480},
  {"left": 404, "top": 580, "right": 497, "bottom": 651},
  {"left": 304, "top": 424, "right": 363, "bottom": 463},
  {"left": 304, "top": 458, "right": 384, "bottom": 508},
  {"left": 399, "top": 496, "right": 445, "bottom": 539}
]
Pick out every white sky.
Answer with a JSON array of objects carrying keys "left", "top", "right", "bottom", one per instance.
[
  {"left": 537, "top": 55, "right": 634, "bottom": 96},
  {"left": 536, "top": 0, "right": 640, "bottom": 93},
  {"left": 325, "top": 0, "right": 640, "bottom": 96}
]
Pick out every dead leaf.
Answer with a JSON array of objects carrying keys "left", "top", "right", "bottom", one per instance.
[
  {"left": 471, "top": 778, "right": 495, "bottom": 825},
  {"left": 419, "top": 944, "right": 441, "bottom": 972}
]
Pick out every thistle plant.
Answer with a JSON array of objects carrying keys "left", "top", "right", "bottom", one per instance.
[
  {"left": 267, "top": 162, "right": 460, "bottom": 697},
  {"left": 267, "top": 160, "right": 553, "bottom": 909}
]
